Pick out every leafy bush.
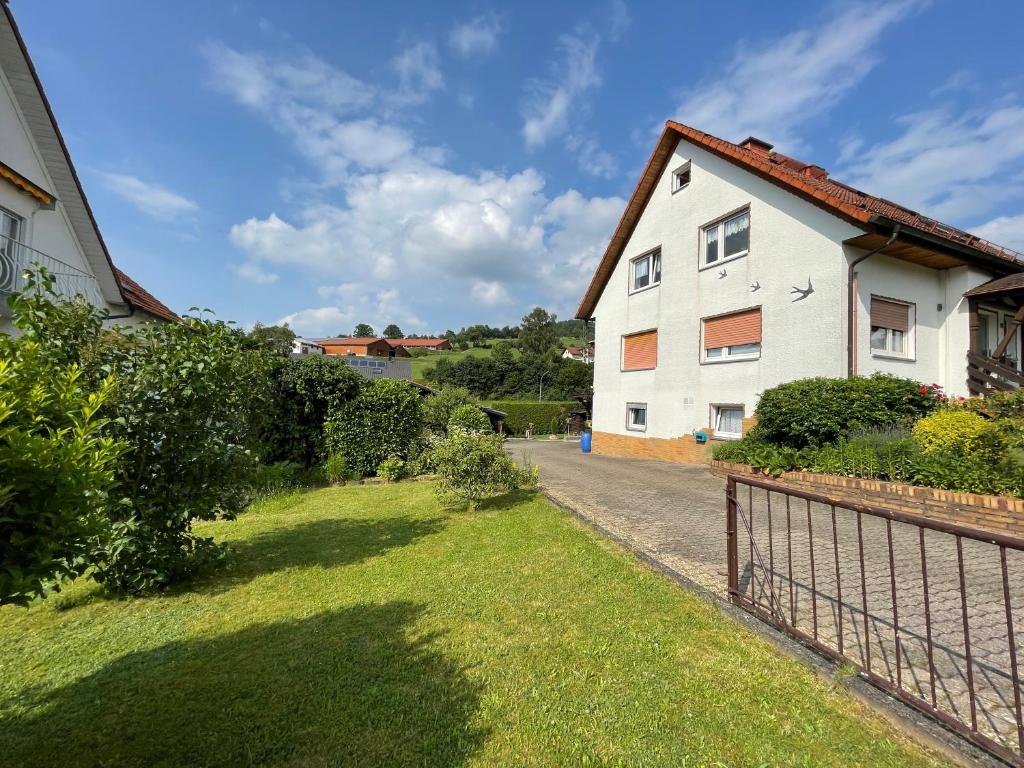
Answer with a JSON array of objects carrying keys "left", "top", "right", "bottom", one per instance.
[
  {"left": 324, "top": 379, "right": 423, "bottom": 476},
  {"left": 484, "top": 400, "right": 576, "bottom": 436},
  {"left": 912, "top": 409, "right": 999, "bottom": 456},
  {"left": 912, "top": 451, "right": 1023, "bottom": 496},
  {"left": 0, "top": 341, "right": 125, "bottom": 606},
  {"left": 448, "top": 404, "right": 492, "bottom": 434},
  {"left": 377, "top": 455, "right": 406, "bottom": 482},
  {"left": 262, "top": 357, "right": 364, "bottom": 467},
  {"left": 431, "top": 429, "right": 536, "bottom": 507},
  {"left": 422, "top": 386, "right": 476, "bottom": 436},
  {"left": 323, "top": 452, "right": 350, "bottom": 484},
  {"left": 252, "top": 461, "right": 305, "bottom": 497},
  {"left": 92, "top": 314, "right": 274, "bottom": 594},
  {"left": 751, "top": 374, "right": 937, "bottom": 448}
]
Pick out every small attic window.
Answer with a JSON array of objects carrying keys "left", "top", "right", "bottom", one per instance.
[{"left": 672, "top": 163, "right": 691, "bottom": 193}]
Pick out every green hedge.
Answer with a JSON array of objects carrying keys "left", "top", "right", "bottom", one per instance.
[{"left": 486, "top": 401, "right": 576, "bottom": 436}]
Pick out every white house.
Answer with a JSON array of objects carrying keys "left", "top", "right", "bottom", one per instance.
[
  {"left": 577, "top": 120, "right": 1024, "bottom": 464},
  {"left": 562, "top": 343, "right": 594, "bottom": 363},
  {"left": 291, "top": 337, "right": 325, "bottom": 355},
  {"left": 0, "top": 3, "right": 174, "bottom": 332}
]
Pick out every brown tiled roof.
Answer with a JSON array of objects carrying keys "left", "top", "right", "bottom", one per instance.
[
  {"left": 576, "top": 120, "right": 1024, "bottom": 318},
  {"left": 317, "top": 337, "right": 385, "bottom": 345},
  {"left": 964, "top": 273, "right": 1024, "bottom": 298},
  {"left": 114, "top": 268, "right": 177, "bottom": 322}
]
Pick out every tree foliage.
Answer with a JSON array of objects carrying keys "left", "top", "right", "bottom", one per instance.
[
  {"left": 352, "top": 323, "right": 375, "bottom": 337},
  {"left": 518, "top": 307, "right": 559, "bottom": 357},
  {"left": 382, "top": 324, "right": 403, "bottom": 339},
  {"left": 324, "top": 379, "right": 423, "bottom": 476},
  {"left": 246, "top": 323, "right": 296, "bottom": 357},
  {"left": 422, "top": 386, "right": 477, "bottom": 436},
  {"left": 447, "top": 404, "right": 492, "bottom": 434}
]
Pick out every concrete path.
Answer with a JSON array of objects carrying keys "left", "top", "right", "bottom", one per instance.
[{"left": 509, "top": 439, "right": 1024, "bottom": 761}]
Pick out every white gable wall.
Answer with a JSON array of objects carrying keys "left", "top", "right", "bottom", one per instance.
[{"left": 591, "top": 136, "right": 993, "bottom": 443}]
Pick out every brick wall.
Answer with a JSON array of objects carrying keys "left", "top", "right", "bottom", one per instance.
[
  {"left": 592, "top": 431, "right": 711, "bottom": 464},
  {"left": 711, "top": 460, "right": 1024, "bottom": 538}
]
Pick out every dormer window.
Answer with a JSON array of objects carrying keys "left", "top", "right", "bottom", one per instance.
[
  {"left": 672, "top": 163, "right": 691, "bottom": 193},
  {"left": 630, "top": 248, "right": 661, "bottom": 293}
]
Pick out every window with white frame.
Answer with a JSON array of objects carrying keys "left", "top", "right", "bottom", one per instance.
[
  {"left": 702, "top": 307, "right": 762, "bottom": 363},
  {"left": 672, "top": 163, "right": 691, "bottom": 193},
  {"left": 630, "top": 248, "right": 661, "bottom": 293},
  {"left": 714, "top": 405, "right": 744, "bottom": 439},
  {"left": 701, "top": 209, "right": 749, "bottom": 267},
  {"left": 626, "top": 402, "right": 647, "bottom": 431},
  {"left": 869, "top": 296, "right": 913, "bottom": 358},
  {"left": 0, "top": 208, "right": 24, "bottom": 294}
]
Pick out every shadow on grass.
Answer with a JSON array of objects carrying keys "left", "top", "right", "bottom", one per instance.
[
  {"left": 473, "top": 489, "right": 538, "bottom": 512},
  {"left": 205, "top": 515, "right": 446, "bottom": 592},
  {"left": 0, "top": 602, "right": 486, "bottom": 768}
]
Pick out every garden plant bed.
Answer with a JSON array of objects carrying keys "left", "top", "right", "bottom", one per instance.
[
  {"left": 711, "top": 460, "right": 1024, "bottom": 538},
  {"left": 0, "top": 484, "right": 949, "bottom": 767}
]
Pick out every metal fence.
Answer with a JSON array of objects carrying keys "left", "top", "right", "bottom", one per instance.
[
  {"left": 0, "top": 232, "right": 106, "bottom": 311},
  {"left": 726, "top": 474, "right": 1024, "bottom": 766}
]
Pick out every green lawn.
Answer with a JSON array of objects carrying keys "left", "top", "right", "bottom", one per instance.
[
  {"left": 409, "top": 340, "right": 518, "bottom": 381},
  {"left": 0, "top": 484, "right": 947, "bottom": 767}
]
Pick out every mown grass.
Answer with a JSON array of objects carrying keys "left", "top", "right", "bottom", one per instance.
[
  {"left": 0, "top": 484, "right": 948, "bottom": 767},
  {"left": 409, "top": 340, "right": 518, "bottom": 381}
]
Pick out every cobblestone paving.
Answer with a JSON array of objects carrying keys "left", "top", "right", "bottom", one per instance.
[{"left": 510, "top": 440, "right": 1024, "bottom": 760}]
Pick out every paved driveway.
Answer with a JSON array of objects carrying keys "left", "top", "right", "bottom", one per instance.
[{"left": 509, "top": 439, "right": 1024, "bottom": 760}]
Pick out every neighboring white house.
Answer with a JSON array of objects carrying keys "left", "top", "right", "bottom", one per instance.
[
  {"left": 0, "top": 3, "right": 174, "bottom": 332},
  {"left": 291, "top": 337, "right": 325, "bottom": 355},
  {"left": 577, "top": 120, "right": 1024, "bottom": 464},
  {"left": 562, "top": 343, "right": 594, "bottom": 363}
]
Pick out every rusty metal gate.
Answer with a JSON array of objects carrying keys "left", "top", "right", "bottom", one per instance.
[{"left": 726, "top": 474, "right": 1024, "bottom": 766}]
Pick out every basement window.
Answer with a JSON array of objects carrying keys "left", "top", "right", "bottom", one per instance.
[
  {"left": 626, "top": 402, "right": 647, "bottom": 432},
  {"left": 714, "top": 405, "right": 744, "bottom": 440}
]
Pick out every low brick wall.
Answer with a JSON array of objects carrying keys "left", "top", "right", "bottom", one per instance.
[
  {"left": 711, "top": 460, "right": 1024, "bottom": 539},
  {"left": 592, "top": 431, "right": 711, "bottom": 464}
]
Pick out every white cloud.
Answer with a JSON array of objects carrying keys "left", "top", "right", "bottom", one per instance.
[
  {"left": 839, "top": 105, "right": 1024, "bottom": 222},
  {"left": 449, "top": 14, "right": 504, "bottom": 58},
  {"left": 276, "top": 306, "right": 354, "bottom": 337},
  {"left": 971, "top": 213, "right": 1024, "bottom": 253},
  {"left": 391, "top": 42, "right": 444, "bottom": 105},
  {"left": 100, "top": 173, "right": 197, "bottom": 221},
  {"left": 673, "top": 1, "right": 921, "bottom": 150},
  {"left": 471, "top": 280, "right": 511, "bottom": 306},
  {"left": 232, "top": 261, "right": 279, "bottom": 284},
  {"left": 522, "top": 32, "right": 601, "bottom": 150}
]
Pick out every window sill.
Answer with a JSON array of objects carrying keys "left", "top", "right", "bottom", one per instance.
[
  {"left": 621, "top": 367, "right": 656, "bottom": 372},
  {"left": 671, "top": 183, "right": 690, "bottom": 195},
  {"left": 871, "top": 352, "right": 915, "bottom": 363},
  {"left": 713, "top": 433, "right": 742, "bottom": 441},
  {"left": 698, "top": 250, "right": 748, "bottom": 272},
  {"left": 700, "top": 355, "right": 760, "bottom": 365},
  {"left": 628, "top": 282, "right": 660, "bottom": 297},
  {"left": 626, "top": 427, "right": 647, "bottom": 433}
]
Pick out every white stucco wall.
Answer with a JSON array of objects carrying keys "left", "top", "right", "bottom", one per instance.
[
  {"left": 0, "top": 65, "right": 112, "bottom": 333},
  {"left": 591, "top": 136, "right": 999, "bottom": 440}
]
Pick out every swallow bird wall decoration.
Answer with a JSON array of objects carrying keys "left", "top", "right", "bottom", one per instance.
[
  {"left": 717, "top": 269, "right": 727, "bottom": 279},
  {"left": 791, "top": 278, "right": 814, "bottom": 302},
  {"left": 750, "top": 281, "right": 761, "bottom": 292}
]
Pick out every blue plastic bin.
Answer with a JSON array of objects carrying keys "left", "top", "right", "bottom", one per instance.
[{"left": 580, "top": 430, "right": 592, "bottom": 453}]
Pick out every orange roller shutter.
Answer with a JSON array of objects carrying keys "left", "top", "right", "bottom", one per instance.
[
  {"left": 870, "top": 297, "right": 909, "bottom": 332},
  {"left": 622, "top": 330, "right": 658, "bottom": 370},
  {"left": 704, "top": 308, "right": 761, "bottom": 349}
]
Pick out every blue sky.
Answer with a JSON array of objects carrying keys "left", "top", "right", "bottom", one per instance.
[{"left": 12, "top": 0, "right": 1024, "bottom": 335}]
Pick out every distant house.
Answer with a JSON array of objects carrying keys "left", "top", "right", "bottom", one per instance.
[
  {"left": 291, "top": 337, "right": 324, "bottom": 355},
  {"left": 0, "top": 4, "right": 175, "bottom": 332},
  {"left": 562, "top": 343, "right": 595, "bottom": 362},
  {"left": 318, "top": 337, "right": 411, "bottom": 358},
  {"left": 389, "top": 337, "right": 452, "bottom": 352}
]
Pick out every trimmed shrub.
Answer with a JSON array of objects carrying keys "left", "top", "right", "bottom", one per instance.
[
  {"left": 432, "top": 430, "right": 537, "bottom": 507},
  {"left": 324, "top": 379, "right": 423, "bottom": 477},
  {"left": 448, "top": 404, "right": 492, "bottom": 434},
  {"left": 377, "top": 455, "right": 406, "bottom": 482},
  {"left": 751, "top": 374, "right": 937, "bottom": 448},
  {"left": 422, "top": 386, "right": 476, "bottom": 436},
  {"left": 262, "top": 356, "right": 364, "bottom": 467},
  {"left": 912, "top": 409, "right": 999, "bottom": 456},
  {"left": 485, "top": 400, "right": 576, "bottom": 436}
]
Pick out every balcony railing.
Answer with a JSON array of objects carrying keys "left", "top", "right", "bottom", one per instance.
[{"left": 0, "top": 231, "right": 106, "bottom": 313}]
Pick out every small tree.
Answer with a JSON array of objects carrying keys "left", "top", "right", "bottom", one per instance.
[
  {"left": 247, "top": 323, "right": 296, "bottom": 356},
  {"left": 432, "top": 430, "right": 535, "bottom": 507},
  {"left": 382, "top": 324, "right": 403, "bottom": 339},
  {"left": 422, "top": 387, "right": 477, "bottom": 435},
  {"left": 448, "top": 404, "right": 492, "bottom": 434},
  {"left": 352, "top": 323, "right": 375, "bottom": 337},
  {"left": 518, "top": 307, "right": 559, "bottom": 357}
]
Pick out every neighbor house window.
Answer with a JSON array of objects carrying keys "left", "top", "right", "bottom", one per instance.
[
  {"left": 870, "top": 296, "right": 913, "bottom": 358},
  {"left": 672, "top": 163, "right": 691, "bottom": 193},
  {"left": 622, "top": 329, "right": 658, "bottom": 371},
  {"left": 701, "top": 208, "right": 750, "bottom": 267},
  {"left": 627, "top": 403, "right": 647, "bottom": 432},
  {"left": 714, "top": 405, "right": 744, "bottom": 439},
  {"left": 702, "top": 308, "right": 761, "bottom": 362},
  {"left": 630, "top": 248, "right": 661, "bottom": 292}
]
